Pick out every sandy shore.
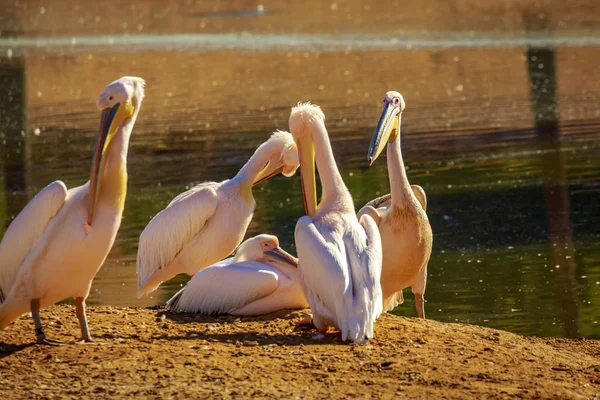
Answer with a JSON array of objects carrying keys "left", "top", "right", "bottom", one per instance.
[{"left": 0, "top": 305, "right": 598, "bottom": 399}]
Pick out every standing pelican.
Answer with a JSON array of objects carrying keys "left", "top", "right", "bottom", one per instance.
[
  {"left": 289, "top": 103, "right": 382, "bottom": 344},
  {"left": 136, "top": 131, "right": 299, "bottom": 298},
  {"left": 165, "top": 234, "right": 307, "bottom": 315},
  {"left": 0, "top": 76, "right": 145, "bottom": 344},
  {"left": 358, "top": 91, "right": 433, "bottom": 317}
]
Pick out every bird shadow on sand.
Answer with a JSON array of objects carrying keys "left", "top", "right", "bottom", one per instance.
[
  {"left": 160, "top": 308, "right": 303, "bottom": 325},
  {"left": 151, "top": 308, "right": 350, "bottom": 347},
  {"left": 0, "top": 342, "right": 33, "bottom": 360},
  {"left": 147, "top": 330, "right": 349, "bottom": 347}
]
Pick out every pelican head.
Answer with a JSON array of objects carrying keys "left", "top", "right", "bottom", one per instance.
[
  {"left": 288, "top": 102, "right": 325, "bottom": 217},
  {"left": 253, "top": 130, "right": 300, "bottom": 185},
  {"left": 88, "top": 76, "right": 146, "bottom": 225},
  {"left": 368, "top": 91, "right": 405, "bottom": 165},
  {"left": 234, "top": 234, "right": 297, "bottom": 268}
]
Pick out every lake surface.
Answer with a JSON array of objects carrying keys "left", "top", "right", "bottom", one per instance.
[{"left": 0, "top": 1, "right": 599, "bottom": 339}]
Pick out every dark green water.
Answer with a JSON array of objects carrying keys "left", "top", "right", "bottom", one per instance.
[{"left": 1, "top": 2, "right": 599, "bottom": 340}]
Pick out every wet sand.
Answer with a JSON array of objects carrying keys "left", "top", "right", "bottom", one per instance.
[{"left": 0, "top": 305, "right": 598, "bottom": 399}]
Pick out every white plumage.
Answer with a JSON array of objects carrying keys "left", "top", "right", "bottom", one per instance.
[
  {"left": 0, "top": 181, "right": 67, "bottom": 304},
  {"left": 136, "top": 131, "right": 300, "bottom": 298},
  {"left": 0, "top": 76, "right": 145, "bottom": 343},
  {"left": 289, "top": 103, "right": 383, "bottom": 344},
  {"left": 165, "top": 234, "right": 307, "bottom": 316}
]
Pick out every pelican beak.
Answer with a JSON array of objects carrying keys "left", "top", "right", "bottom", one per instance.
[
  {"left": 264, "top": 247, "right": 298, "bottom": 268},
  {"left": 297, "top": 135, "right": 317, "bottom": 217},
  {"left": 368, "top": 102, "right": 401, "bottom": 165},
  {"left": 87, "top": 101, "right": 135, "bottom": 226},
  {"left": 253, "top": 162, "right": 284, "bottom": 186}
]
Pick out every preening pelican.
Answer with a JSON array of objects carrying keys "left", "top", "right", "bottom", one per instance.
[
  {"left": 165, "top": 234, "right": 307, "bottom": 315},
  {"left": 136, "top": 131, "right": 300, "bottom": 298},
  {"left": 289, "top": 103, "right": 382, "bottom": 344},
  {"left": 0, "top": 76, "right": 145, "bottom": 344},
  {"left": 358, "top": 92, "right": 433, "bottom": 317}
]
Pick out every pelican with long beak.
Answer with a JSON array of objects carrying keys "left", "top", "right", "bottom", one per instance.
[
  {"left": 165, "top": 234, "right": 307, "bottom": 315},
  {"left": 358, "top": 91, "right": 433, "bottom": 317},
  {"left": 136, "top": 131, "right": 300, "bottom": 298},
  {"left": 289, "top": 103, "right": 383, "bottom": 344},
  {"left": 0, "top": 76, "right": 145, "bottom": 344}
]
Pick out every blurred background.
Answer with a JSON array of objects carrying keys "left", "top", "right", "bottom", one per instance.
[{"left": 0, "top": 1, "right": 598, "bottom": 339}]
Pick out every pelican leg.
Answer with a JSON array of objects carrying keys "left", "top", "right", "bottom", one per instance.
[
  {"left": 414, "top": 293, "right": 425, "bottom": 319},
  {"left": 295, "top": 313, "right": 328, "bottom": 334},
  {"left": 412, "top": 265, "right": 428, "bottom": 319},
  {"left": 312, "top": 313, "right": 329, "bottom": 335},
  {"left": 31, "top": 299, "right": 63, "bottom": 346},
  {"left": 295, "top": 313, "right": 314, "bottom": 326},
  {"left": 75, "top": 297, "right": 93, "bottom": 342}
]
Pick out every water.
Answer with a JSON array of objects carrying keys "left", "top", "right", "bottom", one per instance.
[{"left": 1, "top": 1, "right": 599, "bottom": 340}]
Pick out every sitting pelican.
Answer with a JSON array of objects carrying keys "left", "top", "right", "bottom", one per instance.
[
  {"left": 0, "top": 76, "right": 145, "bottom": 344},
  {"left": 136, "top": 131, "right": 300, "bottom": 298},
  {"left": 358, "top": 91, "right": 433, "bottom": 317},
  {"left": 289, "top": 103, "right": 382, "bottom": 344},
  {"left": 165, "top": 234, "right": 307, "bottom": 315}
]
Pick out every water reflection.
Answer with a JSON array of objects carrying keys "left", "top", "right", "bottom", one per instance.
[
  {"left": 0, "top": 58, "right": 28, "bottom": 226},
  {"left": 527, "top": 42, "right": 580, "bottom": 338},
  {"left": 523, "top": 11, "right": 584, "bottom": 337}
]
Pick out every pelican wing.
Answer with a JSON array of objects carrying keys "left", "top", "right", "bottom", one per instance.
[
  {"left": 356, "top": 204, "right": 381, "bottom": 226},
  {"left": 164, "top": 261, "right": 279, "bottom": 315},
  {"left": 294, "top": 217, "right": 350, "bottom": 333},
  {"left": 383, "top": 290, "right": 404, "bottom": 312},
  {"left": 364, "top": 193, "right": 391, "bottom": 209},
  {"left": 361, "top": 185, "right": 427, "bottom": 213},
  {"left": 349, "top": 214, "right": 383, "bottom": 338},
  {"left": 137, "top": 185, "right": 219, "bottom": 292},
  {"left": 411, "top": 185, "right": 427, "bottom": 212},
  {"left": 0, "top": 181, "right": 68, "bottom": 302}
]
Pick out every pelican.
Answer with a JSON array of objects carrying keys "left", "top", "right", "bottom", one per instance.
[
  {"left": 136, "top": 131, "right": 300, "bottom": 298},
  {"left": 0, "top": 76, "right": 145, "bottom": 344},
  {"left": 165, "top": 234, "right": 307, "bottom": 315},
  {"left": 358, "top": 91, "right": 433, "bottom": 317},
  {"left": 289, "top": 103, "right": 382, "bottom": 344}
]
